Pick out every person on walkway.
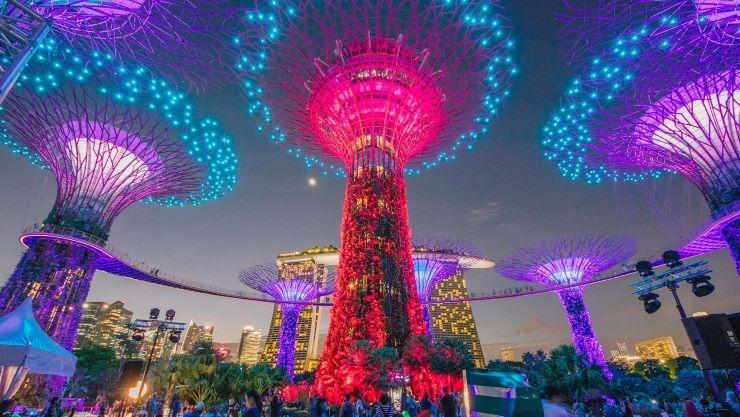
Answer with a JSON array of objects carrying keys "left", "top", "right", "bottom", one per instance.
[
  {"left": 340, "top": 395, "right": 353, "bottom": 417},
  {"left": 541, "top": 386, "right": 572, "bottom": 417},
  {"left": 418, "top": 400, "right": 432, "bottom": 417},
  {"left": 270, "top": 390, "right": 282, "bottom": 417},
  {"left": 355, "top": 395, "right": 366, "bottom": 417},
  {"left": 406, "top": 396, "right": 418, "bottom": 417},
  {"left": 373, "top": 395, "right": 394, "bottom": 417},
  {"left": 227, "top": 399, "right": 239, "bottom": 417},
  {"left": 245, "top": 389, "right": 263, "bottom": 417},
  {"left": 440, "top": 395, "right": 456, "bottom": 417}
]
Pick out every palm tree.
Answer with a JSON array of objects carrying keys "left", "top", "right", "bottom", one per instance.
[{"left": 542, "top": 345, "right": 607, "bottom": 401}]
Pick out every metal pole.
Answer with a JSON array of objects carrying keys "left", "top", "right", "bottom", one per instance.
[
  {"left": 136, "top": 324, "right": 161, "bottom": 405},
  {"left": 669, "top": 285, "right": 721, "bottom": 401}
]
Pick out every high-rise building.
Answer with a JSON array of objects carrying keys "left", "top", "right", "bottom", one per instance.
[
  {"left": 610, "top": 341, "right": 641, "bottom": 367},
  {"left": 500, "top": 346, "right": 515, "bottom": 362},
  {"left": 635, "top": 336, "right": 680, "bottom": 363},
  {"left": 260, "top": 246, "right": 337, "bottom": 374},
  {"left": 239, "top": 326, "right": 263, "bottom": 365},
  {"left": 428, "top": 273, "right": 486, "bottom": 368},
  {"left": 75, "top": 301, "right": 133, "bottom": 354},
  {"left": 179, "top": 321, "right": 215, "bottom": 354}
]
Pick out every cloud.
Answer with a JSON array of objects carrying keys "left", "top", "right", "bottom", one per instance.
[{"left": 465, "top": 201, "right": 502, "bottom": 225}]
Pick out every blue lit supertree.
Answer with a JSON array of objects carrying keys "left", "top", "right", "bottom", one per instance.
[
  {"left": 235, "top": 1, "right": 517, "bottom": 401},
  {"left": 495, "top": 235, "right": 636, "bottom": 378},
  {"left": 541, "top": 1, "right": 740, "bottom": 272},
  {"left": 2, "top": 0, "right": 240, "bottom": 90},
  {"left": 240, "top": 263, "right": 335, "bottom": 382},
  {"left": 0, "top": 39, "right": 238, "bottom": 354},
  {"left": 412, "top": 236, "right": 492, "bottom": 332}
]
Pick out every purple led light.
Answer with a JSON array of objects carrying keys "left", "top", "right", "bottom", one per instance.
[
  {"left": 496, "top": 235, "right": 635, "bottom": 377},
  {"left": 0, "top": 83, "right": 202, "bottom": 370},
  {"left": 240, "top": 263, "right": 335, "bottom": 381},
  {"left": 412, "top": 236, "right": 483, "bottom": 332}
]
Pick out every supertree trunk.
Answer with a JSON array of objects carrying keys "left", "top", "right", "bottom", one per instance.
[
  {"left": 556, "top": 287, "right": 612, "bottom": 379},
  {"left": 277, "top": 305, "right": 302, "bottom": 382},
  {"left": 0, "top": 238, "right": 98, "bottom": 350},
  {"left": 316, "top": 167, "right": 425, "bottom": 401},
  {"left": 422, "top": 306, "right": 433, "bottom": 335}
]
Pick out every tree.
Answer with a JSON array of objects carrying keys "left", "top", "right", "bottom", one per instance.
[
  {"left": 366, "top": 346, "right": 402, "bottom": 391},
  {"left": 542, "top": 345, "right": 608, "bottom": 401},
  {"left": 522, "top": 350, "right": 548, "bottom": 390},
  {"left": 430, "top": 338, "right": 475, "bottom": 374},
  {"left": 673, "top": 369, "right": 706, "bottom": 400},
  {"left": 633, "top": 360, "right": 670, "bottom": 380},
  {"left": 665, "top": 356, "right": 699, "bottom": 379},
  {"left": 487, "top": 360, "right": 518, "bottom": 373},
  {"left": 647, "top": 377, "right": 678, "bottom": 403},
  {"left": 67, "top": 345, "right": 120, "bottom": 401},
  {"left": 611, "top": 374, "right": 649, "bottom": 401}
]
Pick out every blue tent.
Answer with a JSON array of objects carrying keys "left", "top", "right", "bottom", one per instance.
[{"left": 0, "top": 298, "right": 77, "bottom": 399}]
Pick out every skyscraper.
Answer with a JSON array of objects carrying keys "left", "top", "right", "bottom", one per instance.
[
  {"left": 239, "top": 326, "right": 263, "bottom": 365},
  {"left": 635, "top": 336, "right": 680, "bottom": 363},
  {"left": 500, "top": 347, "right": 515, "bottom": 362},
  {"left": 179, "top": 321, "right": 215, "bottom": 354},
  {"left": 428, "top": 273, "right": 486, "bottom": 368},
  {"left": 76, "top": 301, "right": 133, "bottom": 354},
  {"left": 260, "top": 246, "right": 337, "bottom": 374}
]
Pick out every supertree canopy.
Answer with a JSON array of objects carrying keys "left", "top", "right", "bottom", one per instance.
[
  {"left": 3, "top": 0, "right": 239, "bottom": 89},
  {"left": 235, "top": 0, "right": 516, "bottom": 401},
  {"left": 412, "top": 236, "right": 490, "bottom": 332},
  {"left": 240, "top": 263, "right": 335, "bottom": 382},
  {"left": 541, "top": 1, "right": 740, "bottom": 271},
  {"left": 495, "top": 235, "right": 636, "bottom": 377},
  {"left": 0, "top": 39, "right": 237, "bottom": 352}
]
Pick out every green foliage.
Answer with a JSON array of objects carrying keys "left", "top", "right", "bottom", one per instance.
[
  {"left": 521, "top": 350, "right": 548, "bottom": 390},
  {"left": 430, "top": 338, "right": 475, "bottom": 374},
  {"left": 67, "top": 345, "right": 120, "bottom": 401},
  {"left": 664, "top": 356, "right": 699, "bottom": 379},
  {"left": 633, "top": 360, "right": 670, "bottom": 380},
  {"left": 673, "top": 369, "right": 706, "bottom": 400},
  {"left": 611, "top": 374, "right": 649, "bottom": 401},
  {"left": 486, "top": 360, "right": 521, "bottom": 373},
  {"left": 366, "top": 346, "right": 402, "bottom": 390},
  {"left": 541, "top": 345, "right": 608, "bottom": 401}
]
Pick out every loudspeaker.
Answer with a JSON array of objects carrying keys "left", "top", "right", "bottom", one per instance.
[
  {"left": 682, "top": 313, "right": 740, "bottom": 369},
  {"left": 120, "top": 360, "right": 145, "bottom": 389}
]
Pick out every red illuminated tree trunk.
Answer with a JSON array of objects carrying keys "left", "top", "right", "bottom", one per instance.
[{"left": 316, "top": 165, "right": 425, "bottom": 402}]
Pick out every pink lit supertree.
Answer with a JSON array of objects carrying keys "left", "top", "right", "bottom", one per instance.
[
  {"left": 495, "top": 235, "right": 636, "bottom": 378},
  {"left": 3, "top": 0, "right": 239, "bottom": 89},
  {"left": 240, "top": 263, "right": 334, "bottom": 382},
  {"left": 542, "top": 1, "right": 740, "bottom": 272},
  {"left": 0, "top": 40, "right": 237, "bottom": 355},
  {"left": 236, "top": 0, "right": 516, "bottom": 400},
  {"left": 412, "top": 236, "right": 491, "bottom": 332}
]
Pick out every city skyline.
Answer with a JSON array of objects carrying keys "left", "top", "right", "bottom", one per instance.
[{"left": 0, "top": 0, "right": 737, "bottom": 366}]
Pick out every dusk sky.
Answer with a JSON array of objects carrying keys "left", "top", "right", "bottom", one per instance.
[{"left": 0, "top": 0, "right": 737, "bottom": 362}]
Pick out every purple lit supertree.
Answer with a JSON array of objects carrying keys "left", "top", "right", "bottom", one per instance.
[
  {"left": 240, "top": 263, "right": 335, "bottom": 382},
  {"left": 4, "top": 0, "right": 239, "bottom": 89},
  {"left": 236, "top": 0, "right": 517, "bottom": 401},
  {"left": 495, "top": 235, "right": 636, "bottom": 378},
  {"left": 0, "top": 40, "right": 237, "bottom": 355},
  {"left": 412, "top": 236, "right": 490, "bottom": 332},
  {"left": 543, "top": 0, "right": 739, "bottom": 272}
]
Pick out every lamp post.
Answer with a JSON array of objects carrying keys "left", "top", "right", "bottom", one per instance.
[
  {"left": 629, "top": 251, "right": 721, "bottom": 401},
  {"left": 131, "top": 308, "right": 186, "bottom": 405}
]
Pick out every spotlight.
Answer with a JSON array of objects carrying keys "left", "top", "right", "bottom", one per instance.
[
  {"left": 636, "top": 260, "right": 654, "bottom": 277},
  {"left": 662, "top": 250, "right": 682, "bottom": 268},
  {"left": 131, "top": 330, "right": 145, "bottom": 342},
  {"left": 640, "top": 292, "right": 661, "bottom": 314},
  {"left": 169, "top": 331, "right": 181, "bottom": 344},
  {"left": 165, "top": 309, "right": 176, "bottom": 320},
  {"left": 688, "top": 275, "right": 714, "bottom": 297},
  {"left": 149, "top": 308, "right": 160, "bottom": 320}
]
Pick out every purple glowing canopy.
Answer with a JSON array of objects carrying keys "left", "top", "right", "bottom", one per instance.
[
  {"left": 6, "top": 0, "right": 241, "bottom": 89},
  {"left": 239, "top": 263, "right": 334, "bottom": 381},
  {"left": 495, "top": 235, "right": 636, "bottom": 376}
]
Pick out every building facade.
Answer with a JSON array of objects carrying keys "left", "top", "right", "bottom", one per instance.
[
  {"left": 635, "top": 336, "right": 680, "bottom": 363},
  {"left": 500, "top": 346, "right": 515, "bottom": 362},
  {"left": 260, "top": 246, "right": 336, "bottom": 374},
  {"left": 179, "top": 321, "right": 215, "bottom": 354},
  {"left": 75, "top": 301, "right": 133, "bottom": 354},
  {"left": 239, "top": 326, "right": 263, "bottom": 365},
  {"left": 428, "top": 273, "right": 486, "bottom": 368}
]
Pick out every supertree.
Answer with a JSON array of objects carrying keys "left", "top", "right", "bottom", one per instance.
[
  {"left": 495, "top": 235, "right": 636, "bottom": 378},
  {"left": 412, "top": 236, "right": 491, "bottom": 332},
  {"left": 541, "top": 1, "right": 740, "bottom": 272},
  {"left": 240, "top": 263, "right": 335, "bottom": 382},
  {"left": 2, "top": 0, "right": 239, "bottom": 90},
  {"left": 235, "top": 0, "right": 517, "bottom": 400},
  {"left": 0, "top": 39, "right": 238, "bottom": 353}
]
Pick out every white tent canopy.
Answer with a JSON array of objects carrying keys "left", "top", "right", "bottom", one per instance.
[{"left": 0, "top": 298, "right": 77, "bottom": 399}]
